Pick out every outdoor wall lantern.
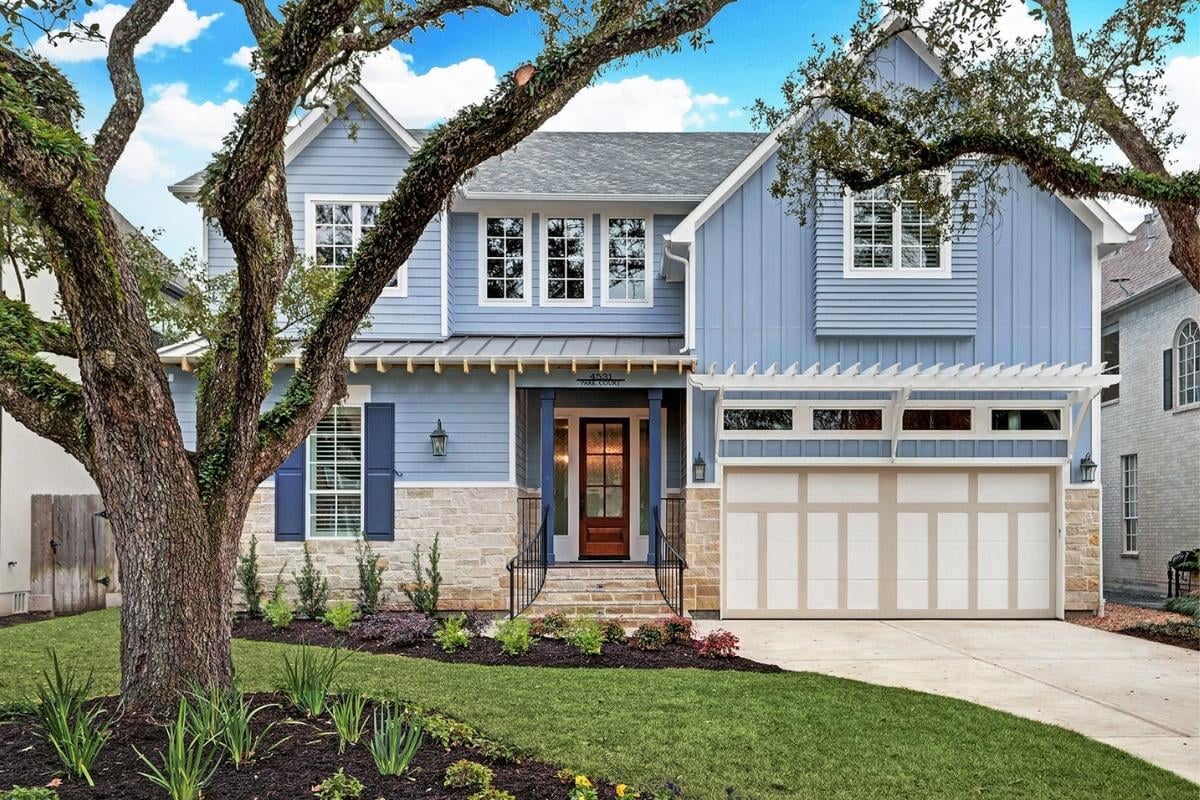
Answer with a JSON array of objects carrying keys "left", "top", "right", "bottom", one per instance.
[
  {"left": 1079, "top": 452, "right": 1097, "bottom": 482},
  {"left": 430, "top": 419, "right": 449, "bottom": 457},
  {"left": 692, "top": 452, "right": 707, "bottom": 483}
]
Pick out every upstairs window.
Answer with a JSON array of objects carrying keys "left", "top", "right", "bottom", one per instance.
[
  {"left": 481, "top": 215, "right": 530, "bottom": 304},
  {"left": 1178, "top": 319, "right": 1199, "bottom": 408},
  {"left": 844, "top": 179, "right": 951, "bottom": 277},
  {"left": 307, "top": 198, "right": 405, "bottom": 294},
  {"left": 308, "top": 405, "right": 362, "bottom": 538},
  {"left": 603, "top": 216, "right": 651, "bottom": 306},
  {"left": 1102, "top": 325, "right": 1120, "bottom": 403},
  {"left": 542, "top": 215, "right": 591, "bottom": 305}
]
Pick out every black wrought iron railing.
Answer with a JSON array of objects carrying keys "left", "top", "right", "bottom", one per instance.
[
  {"left": 507, "top": 497, "right": 547, "bottom": 618},
  {"left": 653, "top": 497, "right": 687, "bottom": 616}
]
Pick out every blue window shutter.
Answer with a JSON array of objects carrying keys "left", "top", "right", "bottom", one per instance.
[
  {"left": 274, "top": 443, "right": 305, "bottom": 542},
  {"left": 363, "top": 402, "right": 395, "bottom": 541},
  {"left": 1163, "top": 349, "right": 1174, "bottom": 410}
]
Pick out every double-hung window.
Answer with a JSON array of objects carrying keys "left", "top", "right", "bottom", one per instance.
[
  {"left": 1177, "top": 319, "right": 1199, "bottom": 408},
  {"left": 1121, "top": 454, "right": 1138, "bottom": 553},
  {"left": 308, "top": 405, "right": 363, "bottom": 538},
  {"left": 542, "top": 215, "right": 591, "bottom": 305},
  {"left": 307, "top": 197, "right": 405, "bottom": 295},
  {"left": 844, "top": 178, "right": 951, "bottom": 277},
  {"left": 603, "top": 216, "right": 651, "bottom": 306},
  {"left": 481, "top": 215, "right": 530, "bottom": 304}
]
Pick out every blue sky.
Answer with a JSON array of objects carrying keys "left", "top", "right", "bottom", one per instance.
[{"left": 27, "top": 0, "right": 1200, "bottom": 257}]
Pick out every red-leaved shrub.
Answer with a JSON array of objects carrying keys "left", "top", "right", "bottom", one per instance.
[
  {"left": 662, "top": 615, "right": 694, "bottom": 644},
  {"left": 629, "top": 621, "right": 668, "bottom": 651},
  {"left": 695, "top": 628, "right": 739, "bottom": 658}
]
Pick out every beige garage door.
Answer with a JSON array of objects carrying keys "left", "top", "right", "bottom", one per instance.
[{"left": 721, "top": 467, "right": 1058, "bottom": 619}]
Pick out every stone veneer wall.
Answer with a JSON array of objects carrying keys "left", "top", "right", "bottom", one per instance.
[
  {"left": 1065, "top": 487, "right": 1102, "bottom": 615},
  {"left": 242, "top": 486, "right": 518, "bottom": 611},
  {"left": 684, "top": 487, "right": 721, "bottom": 614}
]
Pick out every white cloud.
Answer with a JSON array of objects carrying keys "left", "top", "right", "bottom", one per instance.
[
  {"left": 141, "top": 82, "right": 242, "bottom": 150},
  {"left": 112, "top": 134, "right": 169, "bottom": 182},
  {"left": 543, "top": 76, "right": 731, "bottom": 132},
  {"left": 226, "top": 45, "right": 255, "bottom": 70},
  {"left": 223, "top": 78, "right": 240, "bottom": 94},
  {"left": 359, "top": 48, "right": 497, "bottom": 128},
  {"left": 34, "top": 0, "right": 220, "bottom": 63}
]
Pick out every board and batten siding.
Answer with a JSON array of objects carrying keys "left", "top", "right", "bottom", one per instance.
[
  {"left": 166, "top": 368, "right": 513, "bottom": 484},
  {"left": 448, "top": 212, "right": 684, "bottom": 335},
  {"left": 205, "top": 110, "right": 443, "bottom": 340}
]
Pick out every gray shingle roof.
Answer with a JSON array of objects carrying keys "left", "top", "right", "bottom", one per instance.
[{"left": 1102, "top": 213, "right": 1191, "bottom": 312}]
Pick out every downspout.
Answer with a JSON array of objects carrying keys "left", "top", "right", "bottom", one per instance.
[{"left": 662, "top": 237, "right": 692, "bottom": 353}]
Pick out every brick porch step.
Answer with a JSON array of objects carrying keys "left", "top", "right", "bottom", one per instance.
[{"left": 523, "top": 565, "right": 678, "bottom": 619}]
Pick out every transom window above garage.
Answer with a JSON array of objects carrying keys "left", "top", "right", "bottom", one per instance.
[
  {"left": 990, "top": 409, "right": 1062, "bottom": 432},
  {"left": 812, "top": 408, "right": 884, "bottom": 431},
  {"left": 723, "top": 408, "right": 794, "bottom": 431},
  {"left": 902, "top": 408, "right": 973, "bottom": 431}
]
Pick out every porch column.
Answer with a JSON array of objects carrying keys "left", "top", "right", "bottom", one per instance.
[
  {"left": 647, "top": 389, "right": 663, "bottom": 564},
  {"left": 539, "top": 389, "right": 556, "bottom": 563}
]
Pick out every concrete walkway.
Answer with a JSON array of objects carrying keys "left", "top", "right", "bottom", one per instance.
[{"left": 697, "top": 619, "right": 1200, "bottom": 783}]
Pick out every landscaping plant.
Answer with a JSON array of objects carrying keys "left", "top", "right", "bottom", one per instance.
[
  {"left": 236, "top": 534, "right": 264, "bottom": 618},
  {"left": 34, "top": 652, "right": 109, "bottom": 787},
  {"left": 263, "top": 564, "right": 293, "bottom": 629},
  {"left": 529, "top": 611, "right": 570, "bottom": 638},
  {"left": 323, "top": 601, "right": 360, "bottom": 634},
  {"left": 404, "top": 533, "right": 442, "bottom": 615},
  {"left": 435, "top": 614, "right": 472, "bottom": 652},
  {"left": 629, "top": 622, "right": 667, "bottom": 651},
  {"left": 0, "top": 789, "right": 60, "bottom": 800},
  {"left": 469, "top": 790, "right": 517, "bottom": 800},
  {"left": 1163, "top": 595, "right": 1200, "bottom": 618},
  {"left": 568, "top": 774, "right": 600, "bottom": 800},
  {"left": 662, "top": 616, "right": 694, "bottom": 645},
  {"left": 313, "top": 768, "right": 365, "bottom": 800},
  {"left": 185, "top": 686, "right": 277, "bottom": 768},
  {"left": 599, "top": 618, "right": 628, "bottom": 643},
  {"left": 279, "top": 646, "right": 346, "bottom": 717},
  {"left": 367, "top": 705, "right": 423, "bottom": 777},
  {"left": 444, "top": 758, "right": 494, "bottom": 790},
  {"left": 355, "top": 536, "right": 386, "bottom": 615},
  {"left": 294, "top": 543, "right": 331, "bottom": 619},
  {"left": 494, "top": 617, "right": 533, "bottom": 657},
  {"left": 135, "top": 698, "right": 220, "bottom": 800},
  {"left": 329, "top": 691, "right": 368, "bottom": 752},
  {"left": 565, "top": 619, "right": 604, "bottom": 656},
  {"left": 695, "top": 629, "right": 740, "bottom": 659},
  {"left": 420, "top": 712, "right": 514, "bottom": 763},
  {"left": 354, "top": 613, "right": 436, "bottom": 648}
]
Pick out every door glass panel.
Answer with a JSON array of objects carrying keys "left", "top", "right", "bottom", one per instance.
[
  {"left": 586, "top": 424, "right": 603, "bottom": 452},
  {"left": 605, "top": 423, "right": 623, "bottom": 453},
  {"left": 605, "top": 487, "right": 623, "bottom": 515},
  {"left": 605, "top": 457, "right": 623, "bottom": 484},
  {"left": 586, "top": 455, "right": 604, "bottom": 486},
  {"left": 586, "top": 487, "right": 604, "bottom": 516},
  {"left": 553, "top": 418, "right": 568, "bottom": 536},
  {"left": 583, "top": 421, "right": 626, "bottom": 521}
]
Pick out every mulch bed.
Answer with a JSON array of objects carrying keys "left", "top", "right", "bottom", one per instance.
[
  {"left": 233, "top": 616, "right": 782, "bottom": 673},
  {"left": 1069, "top": 602, "right": 1199, "bottom": 651},
  {"left": 0, "top": 693, "right": 627, "bottom": 799},
  {"left": 0, "top": 612, "right": 54, "bottom": 629}
]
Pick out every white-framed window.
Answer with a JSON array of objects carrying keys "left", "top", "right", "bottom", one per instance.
[
  {"left": 1177, "top": 319, "right": 1199, "bottom": 408},
  {"left": 479, "top": 215, "right": 531, "bottom": 305},
  {"left": 305, "top": 196, "right": 406, "bottom": 296},
  {"left": 1121, "top": 454, "right": 1138, "bottom": 553},
  {"left": 307, "top": 405, "right": 363, "bottom": 538},
  {"left": 842, "top": 177, "right": 952, "bottom": 278},
  {"left": 602, "top": 215, "right": 652, "bottom": 306},
  {"left": 540, "top": 214, "right": 592, "bottom": 306},
  {"left": 901, "top": 408, "right": 973, "bottom": 432},
  {"left": 989, "top": 408, "right": 1063, "bottom": 433},
  {"left": 723, "top": 408, "right": 795, "bottom": 432}
]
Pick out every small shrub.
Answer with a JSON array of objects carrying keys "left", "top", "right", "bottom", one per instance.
[
  {"left": 237, "top": 534, "right": 264, "bottom": 618},
  {"left": 294, "top": 543, "right": 330, "bottom": 619},
  {"left": 434, "top": 614, "right": 472, "bottom": 652},
  {"left": 0, "top": 788, "right": 60, "bottom": 799},
  {"left": 568, "top": 774, "right": 600, "bottom": 800},
  {"left": 135, "top": 698, "right": 220, "bottom": 800},
  {"left": 403, "top": 533, "right": 442, "bottom": 615},
  {"left": 695, "top": 628, "right": 740, "bottom": 658},
  {"left": 599, "top": 618, "right": 628, "bottom": 643},
  {"left": 263, "top": 599, "right": 294, "bottom": 630},
  {"left": 662, "top": 616, "right": 694, "bottom": 645},
  {"left": 469, "top": 790, "right": 517, "bottom": 800},
  {"left": 368, "top": 705, "right": 422, "bottom": 776},
  {"left": 444, "top": 758, "right": 494, "bottom": 789},
  {"left": 34, "top": 652, "right": 109, "bottom": 787},
  {"left": 463, "top": 610, "right": 493, "bottom": 636},
  {"left": 355, "top": 536, "right": 385, "bottom": 615},
  {"left": 529, "top": 610, "right": 570, "bottom": 638},
  {"left": 1163, "top": 595, "right": 1200, "bottom": 618},
  {"left": 420, "top": 712, "right": 515, "bottom": 762},
  {"left": 329, "top": 691, "right": 367, "bottom": 752},
  {"left": 494, "top": 617, "right": 533, "bottom": 656},
  {"left": 629, "top": 621, "right": 667, "bottom": 651},
  {"left": 279, "top": 646, "right": 346, "bottom": 717},
  {"left": 313, "top": 767, "right": 364, "bottom": 800},
  {"left": 565, "top": 619, "right": 603, "bottom": 656},
  {"left": 323, "top": 601, "right": 360, "bottom": 634},
  {"left": 354, "top": 613, "right": 435, "bottom": 647}
]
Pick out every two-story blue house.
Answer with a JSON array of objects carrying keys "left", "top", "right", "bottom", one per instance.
[{"left": 164, "top": 23, "right": 1129, "bottom": 620}]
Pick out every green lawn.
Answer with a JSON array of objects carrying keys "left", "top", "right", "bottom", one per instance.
[{"left": 1, "top": 609, "right": 1193, "bottom": 799}]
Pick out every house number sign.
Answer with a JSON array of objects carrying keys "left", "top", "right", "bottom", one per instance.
[{"left": 576, "top": 371, "right": 626, "bottom": 387}]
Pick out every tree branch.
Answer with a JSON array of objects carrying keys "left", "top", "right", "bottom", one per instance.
[
  {"left": 234, "top": 0, "right": 280, "bottom": 42},
  {"left": 0, "top": 295, "right": 76, "bottom": 357}
]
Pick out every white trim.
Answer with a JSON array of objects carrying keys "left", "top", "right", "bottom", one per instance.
[
  {"left": 601, "top": 213, "right": 654, "bottom": 308},
  {"left": 716, "top": 455, "right": 1070, "bottom": 467},
  {"left": 508, "top": 370, "right": 516, "bottom": 485},
  {"left": 464, "top": 191, "right": 705, "bottom": 204},
  {"left": 1174, "top": 317, "right": 1200, "bottom": 411},
  {"left": 286, "top": 85, "right": 419, "bottom": 165},
  {"left": 538, "top": 211, "right": 593, "bottom": 308},
  {"left": 439, "top": 210, "right": 449, "bottom": 338},
  {"left": 200, "top": 215, "right": 210, "bottom": 265},
  {"left": 841, "top": 176, "right": 952, "bottom": 279},
  {"left": 477, "top": 213, "right": 533, "bottom": 307},
  {"left": 303, "top": 194, "right": 407, "bottom": 296},
  {"left": 394, "top": 481, "right": 519, "bottom": 488}
]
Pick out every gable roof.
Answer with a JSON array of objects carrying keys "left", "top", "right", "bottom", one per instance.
[
  {"left": 168, "top": 84, "right": 764, "bottom": 202},
  {"left": 1102, "top": 213, "right": 1191, "bottom": 312}
]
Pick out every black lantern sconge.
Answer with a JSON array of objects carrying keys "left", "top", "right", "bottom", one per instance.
[
  {"left": 430, "top": 419, "right": 448, "bottom": 457},
  {"left": 1079, "top": 452, "right": 1097, "bottom": 483},
  {"left": 692, "top": 452, "right": 707, "bottom": 483}
]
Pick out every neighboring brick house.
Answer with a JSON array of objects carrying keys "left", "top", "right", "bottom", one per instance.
[{"left": 1100, "top": 213, "right": 1200, "bottom": 601}]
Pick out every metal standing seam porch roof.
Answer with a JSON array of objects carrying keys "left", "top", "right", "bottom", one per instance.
[{"left": 159, "top": 335, "right": 694, "bottom": 369}]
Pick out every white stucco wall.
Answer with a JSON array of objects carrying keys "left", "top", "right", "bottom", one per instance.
[{"left": 0, "top": 270, "right": 97, "bottom": 614}]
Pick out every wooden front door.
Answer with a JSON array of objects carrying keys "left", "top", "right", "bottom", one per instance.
[{"left": 579, "top": 419, "right": 630, "bottom": 558}]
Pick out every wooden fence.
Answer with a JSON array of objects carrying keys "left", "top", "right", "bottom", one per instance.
[{"left": 30, "top": 494, "right": 119, "bottom": 616}]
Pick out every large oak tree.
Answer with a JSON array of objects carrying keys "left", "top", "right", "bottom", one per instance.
[{"left": 0, "top": 0, "right": 734, "bottom": 710}]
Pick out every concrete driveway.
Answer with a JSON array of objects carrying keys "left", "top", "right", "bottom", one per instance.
[{"left": 697, "top": 619, "right": 1200, "bottom": 783}]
